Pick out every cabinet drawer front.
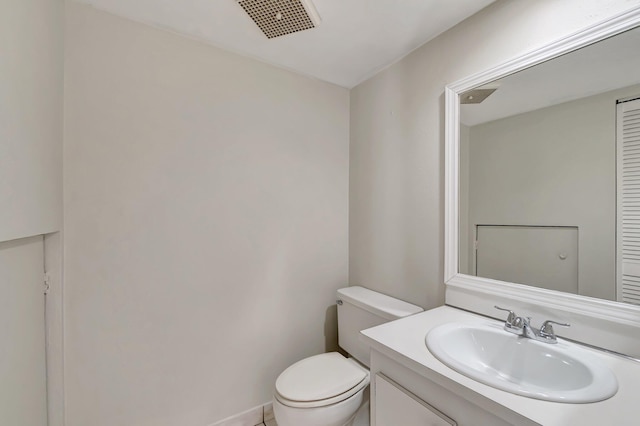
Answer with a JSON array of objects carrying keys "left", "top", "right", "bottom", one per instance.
[{"left": 375, "top": 373, "right": 457, "bottom": 426}]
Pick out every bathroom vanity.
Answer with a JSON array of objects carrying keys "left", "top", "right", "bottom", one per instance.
[{"left": 361, "top": 306, "right": 640, "bottom": 426}]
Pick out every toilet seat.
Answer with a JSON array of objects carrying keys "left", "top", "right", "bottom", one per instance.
[{"left": 275, "top": 352, "right": 370, "bottom": 409}]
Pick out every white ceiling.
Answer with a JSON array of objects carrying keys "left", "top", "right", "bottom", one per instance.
[
  {"left": 74, "top": 0, "right": 495, "bottom": 88},
  {"left": 461, "top": 26, "right": 640, "bottom": 126}
]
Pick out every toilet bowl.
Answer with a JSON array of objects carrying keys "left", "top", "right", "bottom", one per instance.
[
  {"left": 273, "top": 287, "right": 423, "bottom": 426},
  {"left": 274, "top": 353, "right": 369, "bottom": 426}
]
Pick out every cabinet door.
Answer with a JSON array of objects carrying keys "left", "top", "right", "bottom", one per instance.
[
  {"left": 375, "top": 374, "right": 457, "bottom": 426},
  {"left": 0, "top": 236, "right": 47, "bottom": 425}
]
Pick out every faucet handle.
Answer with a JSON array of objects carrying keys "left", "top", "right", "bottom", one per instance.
[
  {"left": 494, "top": 305, "right": 515, "bottom": 322},
  {"left": 539, "top": 320, "right": 570, "bottom": 340},
  {"left": 494, "top": 306, "right": 523, "bottom": 329}
]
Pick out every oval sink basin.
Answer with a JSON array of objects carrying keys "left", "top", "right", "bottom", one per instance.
[{"left": 425, "top": 322, "right": 618, "bottom": 403}]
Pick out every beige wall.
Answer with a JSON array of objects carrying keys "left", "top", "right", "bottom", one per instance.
[
  {"left": 463, "top": 85, "right": 640, "bottom": 301},
  {"left": 349, "top": 0, "right": 639, "bottom": 309},
  {"left": 0, "top": 0, "right": 63, "bottom": 242},
  {"left": 64, "top": 3, "right": 349, "bottom": 425}
]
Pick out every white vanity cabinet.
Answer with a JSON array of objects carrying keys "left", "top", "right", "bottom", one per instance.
[
  {"left": 369, "top": 348, "right": 535, "bottom": 426},
  {"left": 362, "top": 306, "right": 640, "bottom": 425}
]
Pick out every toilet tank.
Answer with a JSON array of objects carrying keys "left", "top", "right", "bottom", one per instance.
[{"left": 336, "top": 286, "right": 423, "bottom": 367}]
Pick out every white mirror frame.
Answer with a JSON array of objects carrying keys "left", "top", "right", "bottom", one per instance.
[{"left": 445, "top": 6, "right": 640, "bottom": 357}]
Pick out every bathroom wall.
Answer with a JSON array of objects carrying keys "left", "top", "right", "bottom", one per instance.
[
  {"left": 349, "top": 0, "right": 640, "bottom": 309},
  {"left": 64, "top": 3, "right": 349, "bottom": 426},
  {"left": 462, "top": 84, "right": 640, "bottom": 300},
  {"left": 0, "top": 0, "right": 63, "bottom": 242}
]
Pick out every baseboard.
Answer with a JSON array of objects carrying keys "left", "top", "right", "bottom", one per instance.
[{"left": 210, "top": 402, "right": 276, "bottom": 426}]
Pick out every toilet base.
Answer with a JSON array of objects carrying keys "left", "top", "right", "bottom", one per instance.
[{"left": 346, "top": 397, "right": 369, "bottom": 426}]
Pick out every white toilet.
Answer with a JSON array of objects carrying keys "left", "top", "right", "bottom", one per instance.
[{"left": 273, "top": 286, "right": 423, "bottom": 426}]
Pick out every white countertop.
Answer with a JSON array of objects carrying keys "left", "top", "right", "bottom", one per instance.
[{"left": 360, "top": 306, "right": 640, "bottom": 426}]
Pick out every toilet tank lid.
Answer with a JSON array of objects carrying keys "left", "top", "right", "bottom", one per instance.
[{"left": 337, "top": 286, "right": 423, "bottom": 320}]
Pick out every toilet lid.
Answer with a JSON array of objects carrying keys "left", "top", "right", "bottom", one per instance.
[{"left": 276, "top": 352, "right": 367, "bottom": 403}]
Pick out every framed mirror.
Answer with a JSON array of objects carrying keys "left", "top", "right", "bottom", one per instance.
[{"left": 444, "top": 7, "right": 640, "bottom": 356}]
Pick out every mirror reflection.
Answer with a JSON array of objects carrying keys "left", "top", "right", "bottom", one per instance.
[{"left": 459, "top": 26, "right": 640, "bottom": 306}]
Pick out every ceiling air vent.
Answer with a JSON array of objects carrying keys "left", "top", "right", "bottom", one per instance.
[
  {"left": 460, "top": 88, "right": 498, "bottom": 104},
  {"left": 238, "top": 0, "right": 321, "bottom": 39}
]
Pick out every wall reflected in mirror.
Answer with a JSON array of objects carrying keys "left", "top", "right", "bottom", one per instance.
[{"left": 459, "top": 25, "right": 640, "bottom": 306}]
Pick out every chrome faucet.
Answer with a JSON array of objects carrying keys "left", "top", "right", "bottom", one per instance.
[{"left": 494, "top": 306, "right": 570, "bottom": 344}]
